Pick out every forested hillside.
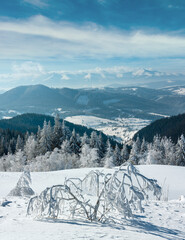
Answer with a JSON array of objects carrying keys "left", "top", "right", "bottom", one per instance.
[
  {"left": 1, "top": 112, "right": 185, "bottom": 172},
  {"left": 0, "top": 113, "right": 105, "bottom": 135},
  {"left": 134, "top": 113, "right": 185, "bottom": 143},
  {"left": 0, "top": 113, "right": 119, "bottom": 157},
  {"left": 0, "top": 114, "right": 128, "bottom": 171}
]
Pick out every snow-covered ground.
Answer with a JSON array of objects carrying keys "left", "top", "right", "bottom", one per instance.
[
  {"left": 65, "top": 115, "right": 151, "bottom": 143},
  {"left": 0, "top": 165, "right": 185, "bottom": 240},
  {"left": 0, "top": 110, "right": 20, "bottom": 120},
  {"left": 173, "top": 88, "right": 185, "bottom": 96},
  {"left": 149, "top": 113, "right": 169, "bottom": 118}
]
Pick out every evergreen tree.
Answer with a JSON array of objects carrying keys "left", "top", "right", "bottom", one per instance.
[
  {"left": 15, "top": 135, "right": 24, "bottom": 152},
  {"left": 140, "top": 138, "right": 147, "bottom": 154},
  {"left": 0, "top": 137, "right": 6, "bottom": 156},
  {"left": 90, "top": 131, "right": 99, "bottom": 148},
  {"left": 38, "top": 120, "right": 52, "bottom": 155},
  {"left": 98, "top": 133, "right": 105, "bottom": 159},
  {"left": 152, "top": 135, "right": 164, "bottom": 164},
  {"left": 162, "top": 137, "right": 175, "bottom": 165},
  {"left": 104, "top": 140, "right": 115, "bottom": 168},
  {"left": 9, "top": 170, "right": 34, "bottom": 196},
  {"left": 24, "top": 134, "right": 37, "bottom": 161},
  {"left": 62, "top": 120, "right": 71, "bottom": 141},
  {"left": 90, "top": 131, "right": 104, "bottom": 163},
  {"left": 128, "top": 138, "right": 141, "bottom": 164},
  {"left": 51, "top": 114, "right": 63, "bottom": 149},
  {"left": 138, "top": 138, "right": 148, "bottom": 164},
  {"left": 80, "top": 144, "right": 99, "bottom": 168},
  {"left": 145, "top": 143, "right": 159, "bottom": 165},
  {"left": 69, "top": 129, "right": 80, "bottom": 155},
  {"left": 175, "top": 135, "right": 185, "bottom": 166},
  {"left": 13, "top": 150, "right": 26, "bottom": 171},
  {"left": 8, "top": 144, "right": 12, "bottom": 154},
  {"left": 114, "top": 144, "right": 122, "bottom": 166},
  {"left": 61, "top": 139, "right": 71, "bottom": 154},
  {"left": 121, "top": 144, "right": 129, "bottom": 162},
  {"left": 81, "top": 132, "right": 89, "bottom": 146}
]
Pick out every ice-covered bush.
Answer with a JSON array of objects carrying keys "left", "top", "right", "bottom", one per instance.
[{"left": 27, "top": 164, "right": 161, "bottom": 222}]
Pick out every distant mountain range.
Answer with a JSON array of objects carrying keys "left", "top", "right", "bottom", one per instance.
[
  {"left": 134, "top": 113, "right": 185, "bottom": 143},
  {"left": 0, "top": 84, "right": 185, "bottom": 120}
]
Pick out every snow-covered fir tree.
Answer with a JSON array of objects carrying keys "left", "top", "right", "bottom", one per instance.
[
  {"left": 175, "top": 135, "right": 185, "bottom": 166},
  {"left": 90, "top": 131, "right": 99, "bottom": 148},
  {"left": 80, "top": 144, "right": 99, "bottom": 168},
  {"left": 15, "top": 135, "right": 24, "bottom": 152},
  {"left": 128, "top": 137, "right": 141, "bottom": 164},
  {"left": 69, "top": 129, "right": 80, "bottom": 155},
  {"left": 38, "top": 120, "right": 52, "bottom": 155},
  {"left": 13, "top": 150, "right": 26, "bottom": 172},
  {"left": 9, "top": 170, "right": 34, "bottom": 196},
  {"left": 81, "top": 132, "right": 89, "bottom": 146},
  {"left": 104, "top": 140, "right": 115, "bottom": 168},
  {"left": 114, "top": 144, "right": 122, "bottom": 166},
  {"left": 1, "top": 112, "right": 185, "bottom": 172},
  {"left": 51, "top": 114, "right": 63, "bottom": 149},
  {"left": 121, "top": 144, "right": 129, "bottom": 163},
  {"left": 24, "top": 134, "right": 37, "bottom": 161}
]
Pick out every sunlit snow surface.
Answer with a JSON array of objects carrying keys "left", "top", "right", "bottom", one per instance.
[
  {"left": 65, "top": 115, "right": 151, "bottom": 143},
  {"left": 0, "top": 165, "right": 185, "bottom": 240},
  {"left": 149, "top": 113, "right": 169, "bottom": 118}
]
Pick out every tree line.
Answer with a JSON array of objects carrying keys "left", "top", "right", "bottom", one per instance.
[
  {"left": 0, "top": 115, "right": 129, "bottom": 171},
  {"left": 0, "top": 114, "right": 185, "bottom": 172},
  {"left": 129, "top": 135, "right": 185, "bottom": 166}
]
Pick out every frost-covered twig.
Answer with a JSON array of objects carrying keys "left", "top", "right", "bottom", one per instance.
[{"left": 27, "top": 164, "right": 161, "bottom": 222}]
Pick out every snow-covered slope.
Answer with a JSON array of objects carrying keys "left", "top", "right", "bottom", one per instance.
[
  {"left": 65, "top": 115, "right": 150, "bottom": 143},
  {"left": 0, "top": 165, "right": 185, "bottom": 240}
]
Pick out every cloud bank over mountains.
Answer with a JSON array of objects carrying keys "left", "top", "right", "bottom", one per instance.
[
  {"left": 0, "top": 0, "right": 185, "bottom": 89},
  {"left": 0, "top": 61, "right": 184, "bottom": 90}
]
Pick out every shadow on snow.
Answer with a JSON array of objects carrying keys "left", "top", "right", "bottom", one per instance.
[{"left": 38, "top": 217, "right": 184, "bottom": 240}]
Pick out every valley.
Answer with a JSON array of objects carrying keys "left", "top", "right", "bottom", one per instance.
[
  {"left": 65, "top": 115, "right": 151, "bottom": 143},
  {"left": 0, "top": 84, "right": 185, "bottom": 143}
]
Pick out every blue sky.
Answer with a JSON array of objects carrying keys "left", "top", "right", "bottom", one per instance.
[{"left": 0, "top": 0, "right": 185, "bottom": 90}]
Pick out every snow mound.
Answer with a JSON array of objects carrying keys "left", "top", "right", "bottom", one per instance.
[{"left": 0, "top": 166, "right": 185, "bottom": 240}]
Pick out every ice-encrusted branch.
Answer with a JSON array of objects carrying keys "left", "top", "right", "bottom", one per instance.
[{"left": 27, "top": 164, "right": 161, "bottom": 222}]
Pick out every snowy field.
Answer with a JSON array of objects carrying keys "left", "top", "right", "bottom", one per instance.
[
  {"left": 65, "top": 115, "right": 151, "bottom": 143},
  {"left": 0, "top": 165, "right": 185, "bottom": 240}
]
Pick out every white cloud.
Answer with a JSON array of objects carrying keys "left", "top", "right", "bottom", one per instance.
[
  {"left": 84, "top": 73, "right": 91, "bottom": 80},
  {"left": 12, "top": 61, "right": 44, "bottom": 74},
  {"left": 23, "top": 0, "right": 48, "bottom": 8},
  {"left": 61, "top": 74, "right": 70, "bottom": 80},
  {"left": 116, "top": 73, "right": 123, "bottom": 78},
  {"left": 0, "top": 62, "right": 45, "bottom": 89},
  {"left": 94, "top": 67, "right": 106, "bottom": 78},
  {"left": 132, "top": 68, "right": 154, "bottom": 77},
  {"left": 0, "top": 15, "right": 185, "bottom": 61},
  {"left": 132, "top": 69, "right": 145, "bottom": 76},
  {"left": 0, "top": 63, "right": 185, "bottom": 90}
]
